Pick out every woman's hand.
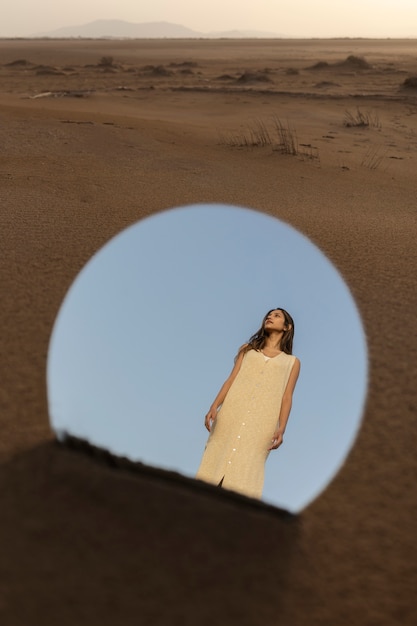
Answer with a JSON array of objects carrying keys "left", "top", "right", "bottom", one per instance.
[
  {"left": 204, "top": 407, "right": 218, "bottom": 432},
  {"left": 269, "top": 431, "right": 284, "bottom": 450}
]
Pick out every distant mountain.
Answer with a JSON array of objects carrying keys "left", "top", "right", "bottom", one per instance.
[
  {"left": 207, "top": 29, "right": 283, "bottom": 39},
  {"left": 33, "top": 19, "right": 284, "bottom": 39}
]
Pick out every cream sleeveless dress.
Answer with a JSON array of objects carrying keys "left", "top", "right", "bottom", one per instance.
[{"left": 196, "top": 349, "right": 296, "bottom": 499}]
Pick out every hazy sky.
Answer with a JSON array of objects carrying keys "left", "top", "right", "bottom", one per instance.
[
  {"left": 47, "top": 204, "right": 368, "bottom": 513},
  {"left": 1, "top": 0, "right": 416, "bottom": 37}
]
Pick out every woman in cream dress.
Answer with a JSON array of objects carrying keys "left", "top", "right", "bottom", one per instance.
[{"left": 196, "top": 308, "right": 300, "bottom": 499}]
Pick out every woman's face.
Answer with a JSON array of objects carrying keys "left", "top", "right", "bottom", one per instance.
[{"left": 264, "top": 309, "right": 288, "bottom": 333}]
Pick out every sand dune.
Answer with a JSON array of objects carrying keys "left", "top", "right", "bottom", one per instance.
[{"left": 0, "top": 38, "right": 416, "bottom": 625}]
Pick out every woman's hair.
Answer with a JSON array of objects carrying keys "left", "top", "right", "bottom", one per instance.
[{"left": 239, "top": 308, "right": 295, "bottom": 357}]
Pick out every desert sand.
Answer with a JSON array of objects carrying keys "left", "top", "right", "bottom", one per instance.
[{"left": 0, "top": 38, "right": 416, "bottom": 625}]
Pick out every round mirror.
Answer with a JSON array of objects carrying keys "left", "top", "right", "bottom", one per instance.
[{"left": 47, "top": 204, "right": 368, "bottom": 512}]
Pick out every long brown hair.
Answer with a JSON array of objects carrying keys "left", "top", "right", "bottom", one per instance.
[{"left": 239, "top": 308, "right": 295, "bottom": 358}]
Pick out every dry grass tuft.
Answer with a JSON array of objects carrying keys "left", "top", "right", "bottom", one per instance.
[
  {"left": 218, "top": 118, "right": 272, "bottom": 147},
  {"left": 272, "top": 117, "right": 299, "bottom": 155},
  {"left": 361, "top": 145, "right": 386, "bottom": 170},
  {"left": 218, "top": 116, "right": 320, "bottom": 163},
  {"left": 343, "top": 107, "right": 381, "bottom": 129},
  {"left": 272, "top": 117, "right": 320, "bottom": 161}
]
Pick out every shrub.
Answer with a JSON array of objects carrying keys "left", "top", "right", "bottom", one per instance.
[
  {"left": 307, "top": 61, "right": 330, "bottom": 70},
  {"left": 5, "top": 58, "right": 31, "bottom": 66},
  {"left": 342, "top": 55, "right": 371, "bottom": 70},
  {"left": 402, "top": 76, "right": 417, "bottom": 89},
  {"left": 236, "top": 71, "right": 273, "bottom": 84},
  {"left": 98, "top": 56, "right": 114, "bottom": 68}
]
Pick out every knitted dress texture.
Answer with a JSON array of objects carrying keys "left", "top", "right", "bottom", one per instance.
[{"left": 196, "top": 348, "right": 296, "bottom": 499}]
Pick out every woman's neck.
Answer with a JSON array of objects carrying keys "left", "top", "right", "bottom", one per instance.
[{"left": 263, "top": 333, "right": 282, "bottom": 352}]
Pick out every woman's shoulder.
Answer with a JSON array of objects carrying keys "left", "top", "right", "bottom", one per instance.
[
  {"left": 287, "top": 354, "right": 301, "bottom": 373},
  {"left": 234, "top": 343, "right": 251, "bottom": 363},
  {"left": 283, "top": 352, "right": 300, "bottom": 364}
]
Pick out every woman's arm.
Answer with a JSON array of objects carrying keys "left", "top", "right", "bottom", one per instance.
[
  {"left": 269, "top": 358, "right": 301, "bottom": 450},
  {"left": 204, "top": 345, "right": 247, "bottom": 431}
]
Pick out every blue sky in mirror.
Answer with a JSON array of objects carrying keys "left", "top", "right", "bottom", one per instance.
[{"left": 47, "top": 204, "right": 368, "bottom": 512}]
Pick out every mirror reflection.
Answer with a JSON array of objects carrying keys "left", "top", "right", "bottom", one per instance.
[{"left": 47, "top": 204, "right": 368, "bottom": 512}]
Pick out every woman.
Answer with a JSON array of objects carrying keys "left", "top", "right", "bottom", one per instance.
[{"left": 196, "top": 308, "right": 300, "bottom": 499}]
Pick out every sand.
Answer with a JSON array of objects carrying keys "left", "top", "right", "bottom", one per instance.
[{"left": 0, "top": 38, "right": 416, "bottom": 625}]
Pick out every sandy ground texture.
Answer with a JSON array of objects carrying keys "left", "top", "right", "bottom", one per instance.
[{"left": 1, "top": 38, "right": 417, "bottom": 625}]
